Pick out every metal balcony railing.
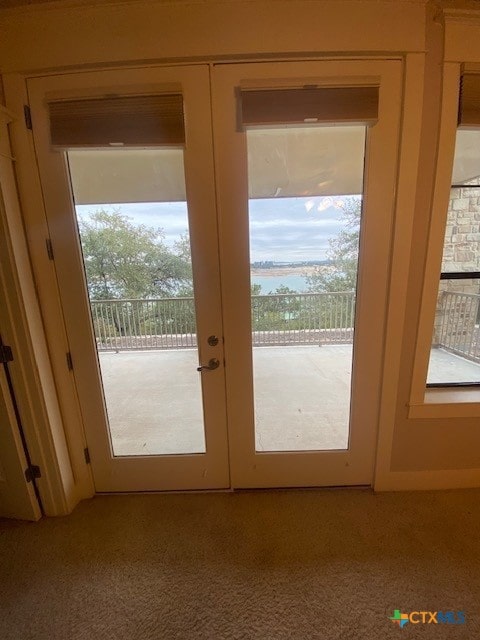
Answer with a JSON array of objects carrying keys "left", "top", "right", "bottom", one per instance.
[
  {"left": 434, "top": 291, "right": 480, "bottom": 362},
  {"left": 90, "top": 290, "right": 480, "bottom": 362},
  {"left": 91, "top": 298, "right": 197, "bottom": 351},
  {"left": 250, "top": 292, "right": 355, "bottom": 346},
  {"left": 90, "top": 292, "right": 356, "bottom": 352}
]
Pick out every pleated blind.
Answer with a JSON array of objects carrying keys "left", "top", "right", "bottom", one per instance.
[
  {"left": 240, "top": 86, "right": 379, "bottom": 128},
  {"left": 49, "top": 94, "right": 185, "bottom": 147},
  {"left": 459, "top": 75, "right": 480, "bottom": 127}
]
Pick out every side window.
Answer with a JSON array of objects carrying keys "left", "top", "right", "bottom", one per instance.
[{"left": 427, "top": 76, "right": 480, "bottom": 387}]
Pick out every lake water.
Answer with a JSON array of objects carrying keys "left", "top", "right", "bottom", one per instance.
[{"left": 251, "top": 274, "right": 309, "bottom": 293}]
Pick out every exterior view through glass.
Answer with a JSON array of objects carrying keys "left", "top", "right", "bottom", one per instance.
[
  {"left": 427, "top": 130, "right": 480, "bottom": 385},
  {"left": 67, "top": 149, "right": 206, "bottom": 456},
  {"left": 246, "top": 125, "right": 366, "bottom": 451}
]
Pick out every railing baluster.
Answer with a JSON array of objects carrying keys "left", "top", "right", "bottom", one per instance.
[
  {"left": 108, "top": 303, "right": 115, "bottom": 350},
  {"left": 181, "top": 298, "right": 186, "bottom": 348}
]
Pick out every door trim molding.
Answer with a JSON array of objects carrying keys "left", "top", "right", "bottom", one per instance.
[{"left": 3, "top": 73, "right": 95, "bottom": 514}]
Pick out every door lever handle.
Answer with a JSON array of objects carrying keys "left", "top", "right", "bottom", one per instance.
[{"left": 197, "top": 358, "right": 220, "bottom": 372}]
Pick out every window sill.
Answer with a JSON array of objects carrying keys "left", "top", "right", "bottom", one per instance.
[{"left": 409, "top": 387, "right": 480, "bottom": 419}]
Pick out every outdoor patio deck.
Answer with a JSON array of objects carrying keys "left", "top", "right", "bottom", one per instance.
[{"left": 98, "top": 345, "right": 480, "bottom": 457}]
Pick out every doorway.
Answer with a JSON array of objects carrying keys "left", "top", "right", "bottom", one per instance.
[{"left": 27, "top": 60, "right": 402, "bottom": 491}]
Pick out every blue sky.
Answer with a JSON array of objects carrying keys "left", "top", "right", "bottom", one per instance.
[{"left": 76, "top": 195, "right": 358, "bottom": 263}]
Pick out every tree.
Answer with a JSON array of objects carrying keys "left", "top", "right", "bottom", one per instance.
[
  {"left": 79, "top": 210, "right": 192, "bottom": 300},
  {"left": 172, "top": 232, "right": 194, "bottom": 296},
  {"left": 273, "top": 285, "right": 298, "bottom": 295},
  {"left": 306, "top": 197, "right": 362, "bottom": 293}
]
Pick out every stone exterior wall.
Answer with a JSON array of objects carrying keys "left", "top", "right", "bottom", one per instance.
[
  {"left": 433, "top": 177, "right": 480, "bottom": 358},
  {"left": 441, "top": 178, "right": 480, "bottom": 276}
]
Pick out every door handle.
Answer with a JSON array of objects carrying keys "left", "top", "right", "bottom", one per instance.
[{"left": 197, "top": 358, "right": 220, "bottom": 372}]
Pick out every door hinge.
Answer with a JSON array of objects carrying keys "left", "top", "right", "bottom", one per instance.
[
  {"left": 0, "top": 344, "right": 13, "bottom": 364},
  {"left": 46, "top": 238, "right": 54, "bottom": 260},
  {"left": 84, "top": 447, "right": 91, "bottom": 464},
  {"left": 66, "top": 352, "right": 74, "bottom": 371},
  {"left": 24, "top": 105, "right": 32, "bottom": 130},
  {"left": 25, "top": 464, "right": 41, "bottom": 483}
]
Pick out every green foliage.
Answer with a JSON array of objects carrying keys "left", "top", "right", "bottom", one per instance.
[
  {"left": 306, "top": 197, "right": 361, "bottom": 293},
  {"left": 79, "top": 210, "right": 192, "bottom": 300},
  {"left": 273, "top": 285, "right": 298, "bottom": 295},
  {"left": 251, "top": 292, "right": 355, "bottom": 333},
  {"left": 84, "top": 206, "right": 360, "bottom": 345}
]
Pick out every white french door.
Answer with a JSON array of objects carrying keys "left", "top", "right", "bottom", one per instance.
[
  {"left": 212, "top": 60, "right": 402, "bottom": 487},
  {"left": 28, "top": 66, "right": 230, "bottom": 492},
  {"left": 27, "top": 59, "right": 402, "bottom": 492}
]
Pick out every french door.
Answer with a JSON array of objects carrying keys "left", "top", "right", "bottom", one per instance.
[
  {"left": 212, "top": 60, "right": 402, "bottom": 487},
  {"left": 28, "top": 66, "right": 230, "bottom": 491},
  {"left": 27, "top": 60, "right": 402, "bottom": 491}
]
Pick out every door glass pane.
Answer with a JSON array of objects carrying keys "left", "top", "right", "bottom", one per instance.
[
  {"left": 247, "top": 125, "right": 366, "bottom": 452},
  {"left": 67, "top": 149, "right": 205, "bottom": 456}
]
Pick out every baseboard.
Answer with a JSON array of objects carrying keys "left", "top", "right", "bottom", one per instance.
[{"left": 374, "top": 468, "right": 480, "bottom": 491}]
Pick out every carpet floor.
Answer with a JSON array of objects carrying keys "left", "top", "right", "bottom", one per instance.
[{"left": 0, "top": 488, "right": 479, "bottom": 639}]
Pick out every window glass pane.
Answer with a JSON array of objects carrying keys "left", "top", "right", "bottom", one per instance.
[
  {"left": 441, "top": 186, "right": 480, "bottom": 274},
  {"left": 427, "top": 129, "right": 480, "bottom": 385},
  {"left": 427, "top": 279, "right": 480, "bottom": 384},
  {"left": 452, "top": 130, "right": 480, "bottom": 185}
]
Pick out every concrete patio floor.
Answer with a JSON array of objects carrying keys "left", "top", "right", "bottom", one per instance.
[
  {"left": 98, "top": 345, "right": 480, "bottom": 456},
  {"left": 427, "top": 347, "right": 480, "bottom": 384}
]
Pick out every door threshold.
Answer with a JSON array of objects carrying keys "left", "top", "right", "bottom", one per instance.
[{"left": 95, "top": 484, "right": 372, "bottom": 496}]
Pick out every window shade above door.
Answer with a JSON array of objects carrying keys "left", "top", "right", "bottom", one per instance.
[
  {"left": 239, "top": 85, "right": 372, "bottom": 197},
  {"left": 459, "top": 74, "right": 480, "bottom": 128},
  {"left": 48, "top": 94, "right": 185, "bottom": 147},
  {"left": 240, "top": 86, "right": 379, "bottom": 128}
]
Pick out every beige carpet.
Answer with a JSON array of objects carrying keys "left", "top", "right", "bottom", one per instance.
[{"left": 0, "top": 488, "right": 479, "bottom": 639}]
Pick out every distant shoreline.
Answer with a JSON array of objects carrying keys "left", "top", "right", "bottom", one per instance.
[{"left": 250, "top": 266, "right": 319, "bottom": 277}]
